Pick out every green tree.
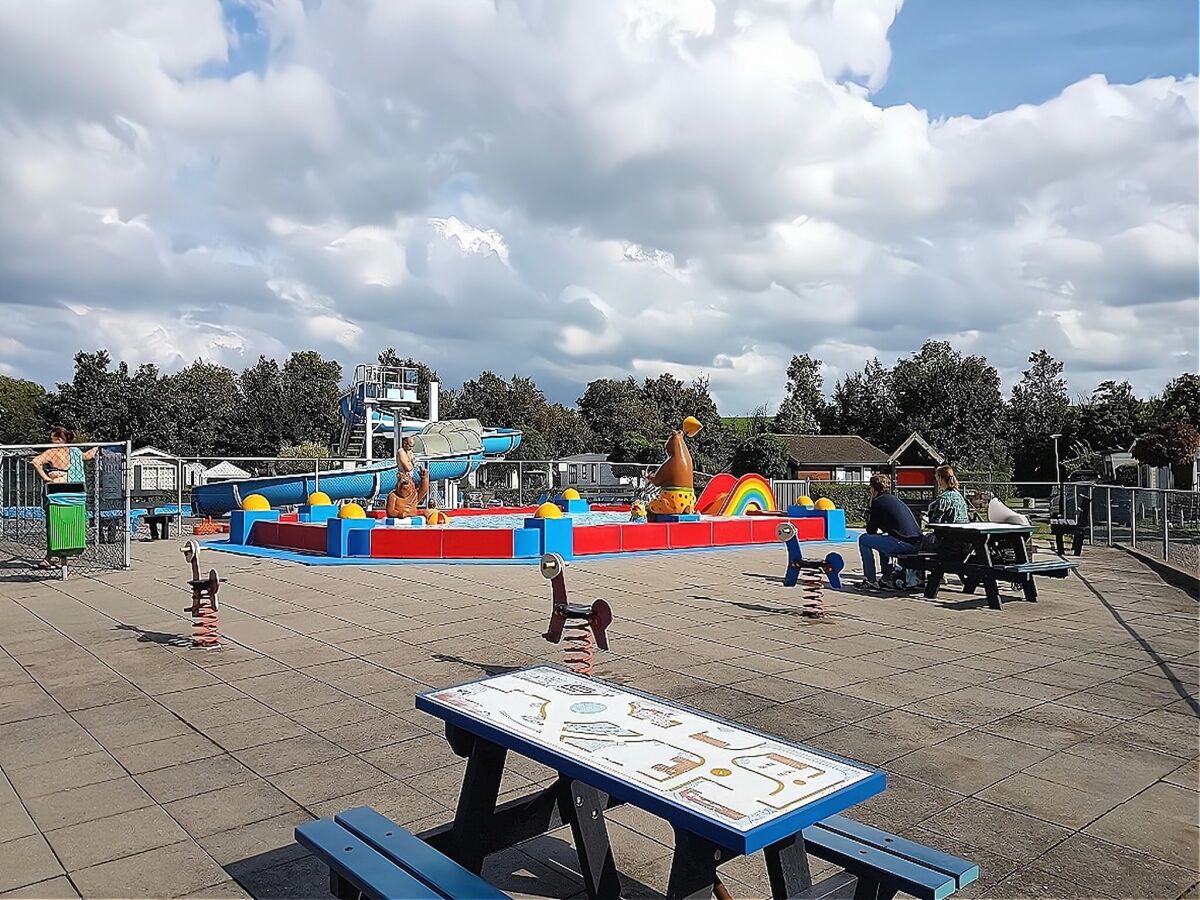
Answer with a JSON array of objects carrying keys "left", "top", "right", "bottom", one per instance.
[
  {"left": 46, "top": 350, "right": 132, "bottom": 441},
  {"left": 1156, "top": 373, "right": 1200, "bottom": 428},
  {"left": 277, "top": 440, "right": 331, "bottom": 475},
  {"left": 577, "top": 377, "right": 659, "bottom": 445},
  {"left": 730, "top": 432, "right": 789, "bottom": 478},
  {"left": 1074, "top": 380, "right": 1145, "bottom": 454},
  {"left": 0, "top": 376, "right": 48, "bottom": 443},
  {"left": 773, "top": 354, "right": 824, "bottom": 434},
  {"left": 1009, "top": 350, "right": 1071, "bottom": 481},
  {"left": 281, "top": 351, "right": 342, "bottom": 449},
  {"left": 238, "top": 356, "right": 286, "bottom": 456},
  {"left": 1132, "top": 422, "right": 1200, "bottom": 468},
  {"left": 825, "top": 358, "right": 902, "bottom": 451},
  {"left": 890, "top": 341, "right": 1010, "bottom": 472},
  {"left": 164, "top": 361, "right": 244, "bottom": 457}
]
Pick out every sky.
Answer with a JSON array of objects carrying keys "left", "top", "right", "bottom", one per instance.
[{"left": 0, "top": 0, "right": 1196, "bottom": 416}]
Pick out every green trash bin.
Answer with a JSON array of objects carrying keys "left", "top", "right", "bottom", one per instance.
[{"left": 46, "top": 483, "right": 87, "bottom": 556}]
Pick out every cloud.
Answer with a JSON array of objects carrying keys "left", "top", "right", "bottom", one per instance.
[{"left": 0, "top": 0, "right": 1194, "bottom": 416}]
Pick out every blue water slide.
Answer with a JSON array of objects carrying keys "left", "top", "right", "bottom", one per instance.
[
  {"left": 191, "top": 455, "right": 483, "bottom": 518},
  {"left": 362, "top": 408, "right": 523, "bottom": 456}
]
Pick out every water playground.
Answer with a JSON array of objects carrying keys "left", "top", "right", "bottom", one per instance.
[{"left": 214, "top": 476, "right": 847, "bottom": 565}]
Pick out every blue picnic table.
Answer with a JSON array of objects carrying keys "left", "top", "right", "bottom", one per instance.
[{"left": 299, "top": 666, "right": 979, "bottom": 900}]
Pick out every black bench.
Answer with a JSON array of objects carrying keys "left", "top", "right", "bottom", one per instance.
[
  {"left": 144, "top": 514, "right": 171, "bottom": 540},
  {"left": 299, "top": 806, "right": 977, "bottom": 900},
  {"left": 900, "top": 552, "right": 1077, "bottom": 608},
  {"left": 1049, "top": 519, "right": 1088, "bottom": 556}
]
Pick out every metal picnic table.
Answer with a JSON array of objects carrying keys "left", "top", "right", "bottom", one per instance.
[{"left": 414, "top": 666, "right": 885, "bottom": 899}]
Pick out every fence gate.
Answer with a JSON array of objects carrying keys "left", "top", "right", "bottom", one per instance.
[{"left": 0, "top": 442, "right": 131, "bottom": 579}]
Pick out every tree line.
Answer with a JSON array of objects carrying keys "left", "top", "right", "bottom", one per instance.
[{"left": 1, "top": 342, "right": 1196, "bottom": 484}]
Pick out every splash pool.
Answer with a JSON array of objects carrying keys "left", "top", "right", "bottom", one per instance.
[{"left": 436, "top": 511, "right": 632, "bottom": 529}]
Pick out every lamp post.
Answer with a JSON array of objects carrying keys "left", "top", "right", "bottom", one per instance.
[{"left": 1051, "top": 433, "right": 1063, "bottom": 517}]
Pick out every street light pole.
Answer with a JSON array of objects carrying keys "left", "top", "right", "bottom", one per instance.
[{"left": 1051, "top": 433, "right": 1063, "bottom": 517}]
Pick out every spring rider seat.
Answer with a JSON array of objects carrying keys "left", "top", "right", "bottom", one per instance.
[{"left": 776, "top": 521, "right": 843, "bottom": 617}]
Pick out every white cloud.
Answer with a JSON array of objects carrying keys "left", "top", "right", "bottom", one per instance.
[{"left": 0, "top": 0, "right": 1194, "bottom": 416}]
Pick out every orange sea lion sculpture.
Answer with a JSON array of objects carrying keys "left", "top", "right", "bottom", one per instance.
[{"left": 647, "top": 416, "right": 702, "bottom": 518}]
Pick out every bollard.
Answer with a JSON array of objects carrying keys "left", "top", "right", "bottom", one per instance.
[
  {"left": 539, "top": 553, "right": 612, "bottom": 675},
  {"left": 181, "top": 540, "right": 222, "bottom": 650}
]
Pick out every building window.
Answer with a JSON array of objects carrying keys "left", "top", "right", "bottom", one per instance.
[
  {"left": 568, "top": 464, "right": 578, "bottom": 484},
  {"left": 591, "top": 464, "right": 599, "bottom": 483}
]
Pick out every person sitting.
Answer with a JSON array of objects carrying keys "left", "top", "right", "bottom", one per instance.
[
  {"left": 856, "top": 474, "right": 922, "bottom": 592},
  {"left": 926, "top": 465, "right": 969, "bottom": 525}
]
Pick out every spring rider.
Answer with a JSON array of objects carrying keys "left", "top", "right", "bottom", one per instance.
[
  {"left": 539, "top": 552, "right": 613, "bottom": 675},
  {"left": 181, "top": 540, "right": 221, "bottom": 650},
  {"left": 776, "top": 522, "right": 843, "bottom": 618}
]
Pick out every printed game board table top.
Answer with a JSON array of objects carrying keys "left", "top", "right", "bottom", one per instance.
[{"left": 416, "top": 665, "right": 885, "bottom": 857}]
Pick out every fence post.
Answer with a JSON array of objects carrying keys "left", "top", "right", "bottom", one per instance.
[
  {"left": 1129, "top": 488, "right": 1136, "bottom": 547},
  {"left": 176, "top": 458, "right": 184, "bottom": 537},
  {"left": 1162, "top": 490, "right": 1170, "bottom": 561},
  {"left": 124, "top": 441, "right": 132, "bottom": 569},
  {"left": 1105, "top": 487, "right": 1112, "bottom": 547}
]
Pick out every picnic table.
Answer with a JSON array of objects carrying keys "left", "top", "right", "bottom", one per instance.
[
  {"left": 903, "top": 522, "right": 1076, "bottom": 610},
  {"left": 299, "top": 666, "right": 980, "bottom": 900}
]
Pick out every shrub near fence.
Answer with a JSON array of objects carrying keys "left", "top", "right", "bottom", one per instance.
[{"left": 808, "top": 482, "right": 872, "bottom": 525}]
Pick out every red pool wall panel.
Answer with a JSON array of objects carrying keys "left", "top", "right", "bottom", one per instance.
[
  {"left": 278, "top": 512, "right": 299, "bottom": 523},
  {"left": 750, "top": 517, "right": 786, "bottom": 543},
  {"left": 619, "top": 523, "right": 670, "bottom": 551},
  {"left": 371, "top": 528, "right": 444, "bottom": 558},
  {"left": 442, "top": 529, "right": 514, "bottom": 559},
  {"left": 574, "top": 526, "right": 622, "bottom": 556},
  {"left": 789, "top": 517, "right": 826, "bottom": 541},
  {"left": 273, "top": 522, "right": 328, "bottom": 553},
  {"left": 252, "top": 521, "right": 279, "bottom": 545},
  {"left": 711, "top": 518, "right": 755, "bottom": 545},
  {"left": 668, "top": 521, "right": 713, "bottom": 549}
]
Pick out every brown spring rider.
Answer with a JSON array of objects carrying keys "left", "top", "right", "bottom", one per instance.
[
  {"left": 539, "top": 553, "right": 612, "bottom": 675},
  {"left": 181, "top": 540, "right": 221, "bottom": 650}
]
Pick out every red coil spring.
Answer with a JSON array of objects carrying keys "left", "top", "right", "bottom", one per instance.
[
  {"left": 798, "top": 570, "right": 826, "bottom": 618},
  {"left": 191, "top": 604, "right": 221, "bottom": 649},
  {"left": 562, "top": 621, "right": 595, "bottom": 674}
]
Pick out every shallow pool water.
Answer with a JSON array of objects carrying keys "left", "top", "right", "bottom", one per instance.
[{"left": 436, "top": 511, "right": 633, "bottom": 529}]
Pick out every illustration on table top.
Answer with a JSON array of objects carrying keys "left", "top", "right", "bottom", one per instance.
[{"left": 427, "top": 666, "right": 872, "bottom": 833}]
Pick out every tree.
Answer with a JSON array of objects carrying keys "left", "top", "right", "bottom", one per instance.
[
  {"left": 890, "top": 341, "right": 1010, "bottom": 473},
  {"left": 730, "top": 433, "right": 789, "bottom": 478},
  {"left": 1157, "top": 373, "right": 1200, "bottom": 428},
  {"left": 577, "top": 377, "right": 659, "bottom": 445},
  {"left": 773, "top": 354, "right": 824, "bottom": 434},
  {"left": 238, "top": 356, "right": 286, "bottom": 456},
  {"left": 1074, "top": 380, "right": 1145, "bottom": 454},
  {"left": 165, "top": 361, "right": 243, "bottom": 457},
  {"left": 1132, "top": 422, "right": 1200, "bottom": 468},
  {"left": 277, "top": 440, "right": 330, "bottom": 475},
  {"left": 1009, "top": 350, "right": 1071, "bottom": 481},
  {"left": 281, "top": 351, "right": 342, "bottom": 449},
  {"left": 825, "top": 358, "right": 901, "bottom": 450},
  {"left": 0, "top": 376, "right": 48, "bottom": 444},
  {"left": 46, "top": 350, "right": 132, "bottom": 441}
]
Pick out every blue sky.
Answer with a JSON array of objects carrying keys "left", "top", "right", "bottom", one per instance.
[{"left": 874, "top": 0, "right": 1199, "bottom": 117}]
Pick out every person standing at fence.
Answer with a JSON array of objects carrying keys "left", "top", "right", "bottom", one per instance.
[
  {"left": 856, "top": 473, "right": 922, "bottom": 592},
  {"left": 29, "top": 428, "right": 96, "bottom": 568}
]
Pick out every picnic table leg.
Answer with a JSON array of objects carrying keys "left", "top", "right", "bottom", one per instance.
[
  {"left": 1022, "top": 576, "right": 1038, "bottom": 603},
  {"left": 764, "top": 832, "right": 813, "bottom": 899},
  {"left": 983, "top": 578, "right": 1002, "bottom": 610},
  {"left": 561, "top": 780, "right": 621, "bottom": 900},
  {"left": 961, "top": 576, "right": 978, "bottom": 595},
  {"left": 447, "top": 730, "right": 508, "bottom": 873},
  {"left": 1054, "top": 531, "right": 1065, "bottom": 556},
  {"left": 665, "top": 828, "right": 733, "bottom": 900},
  {"left": 923, "top": 568, "right": 942, "bottom": 600},
  {"left": 1072, "top": 531, "right": 1084, "bottom": 556}
]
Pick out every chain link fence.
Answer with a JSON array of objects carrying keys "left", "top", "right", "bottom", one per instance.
[{"left": 1, "top": 442, "right": 131, "bottom": 579}]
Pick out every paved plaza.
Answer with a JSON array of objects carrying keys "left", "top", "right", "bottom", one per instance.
[{"left": 0, "top": 538, "right": 1196, "bottom": 899}]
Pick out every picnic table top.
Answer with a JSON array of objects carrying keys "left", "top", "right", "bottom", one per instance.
[
  {"left": 415, "top": 666, "right": 884, "bottom": 854},
  {"left": 928, "top": 521, "right": 1034, "bottom": 535}
]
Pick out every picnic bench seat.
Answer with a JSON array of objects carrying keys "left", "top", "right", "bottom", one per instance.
[
  {"left": 898, "top": 551, "right": 1077, "bottom": 607},
  {"left": 299, "top": 806, "right": 977, "bottom": 900},
  {"left": 1049, "top": 518, "right": 1088, "bottom": 556},
  {"left": 296, "top": 807, "right": 510, "bottom": 900}
]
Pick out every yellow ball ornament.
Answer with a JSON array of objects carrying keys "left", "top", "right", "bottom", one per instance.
[
  {"left": 561, "top": 488, "right": 581, "bottom": 501},
  {"left": 241, "top": 494, "right": 270, "bottom": 512},
  {"left": 308, "top": 491, "right": 332, "bottom": 506},
  {"left": 338, "top": 503, "right": 366, "bottom": 519},
  {"left": 535, "top": 502, "right": 564, "bottom": 519},
  {"left": 796, "top": 495, "right": 815, "bottom": 508},
  {"left": 814, "top": 497, "right": 836, "bottom": 511}
]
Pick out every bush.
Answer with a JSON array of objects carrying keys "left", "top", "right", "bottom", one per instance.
[
  {"left": 1114, "top": 464, "right": 1139, "bottom": 487},
  {"left": 807, "top": 482, "right": 872, "bottom": 523}
]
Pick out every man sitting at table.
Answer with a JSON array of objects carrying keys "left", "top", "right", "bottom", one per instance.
[{"left": 856, "top": 474, "right": 922, "bottom": 592}]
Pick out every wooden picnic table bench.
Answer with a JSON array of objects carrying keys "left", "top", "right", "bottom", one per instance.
[
  {"left": 898, "top": 522, "right": 1077, "bottom": 610},
  {"left": 299, "top": 666, "right": 978, "bottom": 900}
]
